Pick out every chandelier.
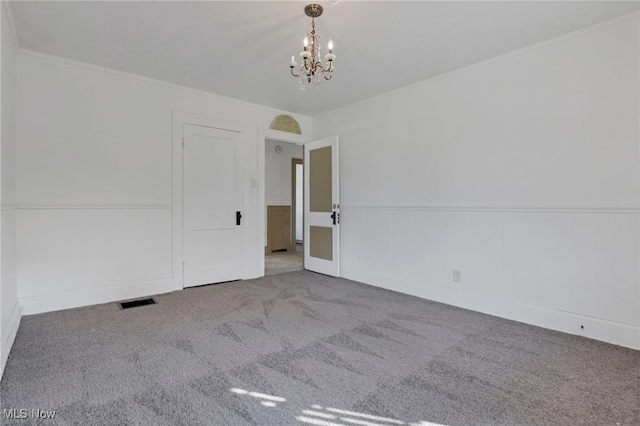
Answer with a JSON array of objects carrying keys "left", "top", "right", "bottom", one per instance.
[{"left": 288, "top": 4, "right": 335, "bottom": 90}]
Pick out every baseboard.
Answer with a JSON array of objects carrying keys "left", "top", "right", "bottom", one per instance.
[
  {"left": 342, "top": 267, "right": 640, "bottom": 350},
  {"left": 20, "top": 278, "right": 174, "bottom": 315},
  {"left": 1, "top": 300, "right": 23, "bottom": 380}
]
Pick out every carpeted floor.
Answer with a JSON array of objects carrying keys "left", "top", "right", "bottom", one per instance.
[
  {"left": 1, "top": 270, "right": 638, "bottom": 425},
  {"left": 265, "top": 244, "right": 303, "bottom": 276}
]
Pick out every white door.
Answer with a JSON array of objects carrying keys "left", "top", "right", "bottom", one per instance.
[
  {"left": 304, "top": 136, "right": 340, "bottom": 276},
  {"left": 183, "top": 124, "right": 244, "bottom": 287}
]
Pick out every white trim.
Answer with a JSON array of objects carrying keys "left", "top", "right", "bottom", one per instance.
[
  {"left": 313, "top": 11, "right": 640, "bottom": 120},
  {"left": 20, "top": 278, "right": 173, "bottom": 316},
  {"left": 2, "top": 2, "right": 20, "bottom": 51},
  {"left": 341, "top": 204, "right": 640, "bottom": 214},
  {"left": 15, "top": 203, "right": 171, "bottom": 210},
  {"left": 11, "top": 10, "right": 638, "bottom": 121},
  {"left": 257, "top": 128, "right": 312, "bottom": 276},
  {"left": 18, "top": 49, "right": 310, "bottom": 124},
  {"left": 1, "top": 300, "right": 22, "bottom": 380},
  {"left": 0, "top": 203, "right": 16, "bottom": 211},
  {"left": 262, "top": 129, "right": 310, "bottom": 146},
  {"left": 343, "top": 267, "right": 640, "bottom": 350}
]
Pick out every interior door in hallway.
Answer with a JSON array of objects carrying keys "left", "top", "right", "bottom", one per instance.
[
  {"left": 183, "top": 124, "right": 244, "bottom": 287},
  {"left": 304, "top": 135, "right": 340, "bottom": 276}
]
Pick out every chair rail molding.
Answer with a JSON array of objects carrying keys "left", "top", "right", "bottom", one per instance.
[
  {"left": 341, "top": 204, "right": 640, "bottom": 214},
  {"left": 15, "top": 202, "right": 172, "bottom": 209}
]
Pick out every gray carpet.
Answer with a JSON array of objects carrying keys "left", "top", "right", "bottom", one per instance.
[
  {"left": 265, "top": 244, "right": 303, "bottom": 276},
  {"left": 1, "top": 270, "right": 638, "bottom": 426}
]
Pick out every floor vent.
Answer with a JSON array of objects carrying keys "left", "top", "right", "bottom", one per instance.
[{"left": 118, "top": 298, "right": 157, "bottom": 310}]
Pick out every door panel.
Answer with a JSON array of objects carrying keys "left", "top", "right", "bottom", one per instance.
[
  {"left": 183, "top": 124, "right": 243, "bottom": 287},
  {"left": 309, "top": 146, "right": 333, "bottom": 213},
  {"left": 304, "top": 136, "right": 340, "bottom": 276},
  {"left": 309, "top": 226, "right": 333, "bottom": 261}
]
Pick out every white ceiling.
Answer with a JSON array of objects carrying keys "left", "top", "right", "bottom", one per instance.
[{"left": 8, "top": 1, "right": 639, "bottom": 116}]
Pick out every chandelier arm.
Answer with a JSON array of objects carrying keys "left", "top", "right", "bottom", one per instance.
[
  {"left": 316, "top": 62, "right": 333, "bottom": 73},
  {"left": 290, "top": 68, "right": 300, "bottom": 77}
]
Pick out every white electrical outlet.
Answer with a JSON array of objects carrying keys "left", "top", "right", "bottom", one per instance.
[{"left": 453, "top": 269, "right": 461, "bottom": 283}]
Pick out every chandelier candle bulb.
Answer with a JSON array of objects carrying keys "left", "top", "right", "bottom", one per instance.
[{"left": 328, "top": 39, "right": 333, "bottom": 52}]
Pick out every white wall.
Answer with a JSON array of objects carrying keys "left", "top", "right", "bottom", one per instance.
[
  {"left": 265, "top": 140, "right": 302, "bottom": 206},
  {"left": 313, "top": 15, "right": 640, "bottom": 348},
  {"left": 1, "top": 3, "right": 21, "bottom": 377},
  {"left": 16, "top": 51, "right": 311, "bottom": 315}
]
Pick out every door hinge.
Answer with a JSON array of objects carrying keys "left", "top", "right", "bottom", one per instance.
[
  {"left": 182, "top": 262, "right": 184, "bottom": 272},
  {"left": 182, "top": 137, "right": 185, "bottom": 148}
]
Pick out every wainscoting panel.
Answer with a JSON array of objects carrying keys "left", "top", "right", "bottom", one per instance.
[
  {"left": 17, "top": 207, "right": 172, "bottom": 314},
  {"left": 613, "top": 213, "right": 640, "bottom": 325},
  {"left": 341, "top": 206, "right": 640, "bottom": 349}
]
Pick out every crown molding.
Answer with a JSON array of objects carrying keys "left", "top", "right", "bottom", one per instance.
[
  {"left": 2, "top": 1, "right": 20, "bottom": 51},
  {"left": 17, "top": 48, "right": 311, "bottom": 124},
  {"left": 313, "top": 10, "right": 640, "bottom": 120}
]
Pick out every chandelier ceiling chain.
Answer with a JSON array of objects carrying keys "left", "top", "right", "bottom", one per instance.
[{"left": 288, "top": 4, "right": 335, "bottom": 90}]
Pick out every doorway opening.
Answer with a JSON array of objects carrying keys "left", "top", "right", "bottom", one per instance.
[{"left": 265, "top": 140, "right": 304, "bottom": 276}]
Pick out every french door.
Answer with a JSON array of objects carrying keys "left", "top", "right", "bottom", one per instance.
[{"left": 304, "top": 136, "right": 340, "bottom": 276}]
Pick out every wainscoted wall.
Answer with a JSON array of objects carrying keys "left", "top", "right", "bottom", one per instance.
[
  {"left": 313, "top": 16, "right": 639, "bottom": 349},
  {"left": 17, "top": 206, "right": 172, "bottom": 314},
  {"left": 1, "top": 2, "right": 21, "bottom": 377},
  {"left": 265, "top": 140, "right": 303, "bottom": 247},
  {"left": 1, "top": 205, "right": 20, "bottom": 374},
  {"left": 15, "top": 51, "right": 312, "bottom": 315},
  {"left": 341, "top": 206, "right": 639, "bottom": 348}
]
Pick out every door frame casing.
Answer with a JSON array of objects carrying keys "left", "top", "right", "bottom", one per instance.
[
  {"left": 258, "top": 129, "right": 310, "bottom": 275},
  {"left": 172, "top": 111, "right": 256, "bottom": 291}
]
